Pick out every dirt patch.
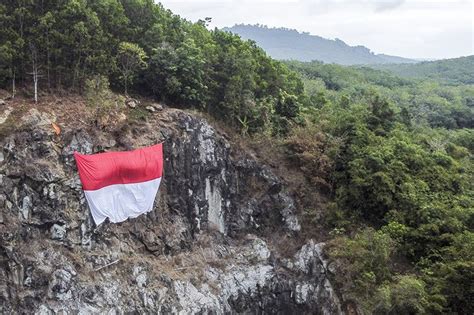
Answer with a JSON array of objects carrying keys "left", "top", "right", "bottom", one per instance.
[{"left": 0, "top": 94, "right": 93, "bottom": 134}]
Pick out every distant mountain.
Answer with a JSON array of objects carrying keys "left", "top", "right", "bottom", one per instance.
[
  {"left": 223, "top": 24, "right": 417, "bottom": 65},
  {"left": 370, "top": 55, "right": 474, "bottom": 85}
]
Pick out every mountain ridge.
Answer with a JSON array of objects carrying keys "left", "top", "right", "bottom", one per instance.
[{"left": 223, "top": 24, "right": 417, "bottom": 65}]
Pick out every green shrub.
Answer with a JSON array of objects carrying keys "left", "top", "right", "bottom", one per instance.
[
  {"left": 327, "top": 228, "right": 395, "bottom": 306},
  {"left": 375, "top": 275, "right": 431, "bottom": 314},
  {"left": 84, "top": 75, "right": 124, "bottom": 126}
]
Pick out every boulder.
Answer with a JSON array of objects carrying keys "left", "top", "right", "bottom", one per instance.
[
  {"left": 145, "top": 105, "right": 156, "bottom": 113},
  {"left": 126, "top": 98, "right": 139, "bottom": 108},
  {"left": 151, "top": 103, "right": 164, "bottom": 111},
  {"left": 0, "top": 107, "right": 12, "bottom": 124},
  {"left": 51, "top": 224, "right": 67, "bottom": 240}
]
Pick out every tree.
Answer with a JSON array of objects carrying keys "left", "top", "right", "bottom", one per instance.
[
  {"left": 28, "top": 43, "right": 42, "bottom": 103},
  {"left": 0, "top": 41, "right": 16, "bottom": 97},
  {"left": 375, "top": 275, "right": 430, "bottom": 314},
  {"left": 0, "top": 3, "right": 21, "bottom": 96},
  {"left": 117, "top": 41, "right": 147, "bottom": 94}
]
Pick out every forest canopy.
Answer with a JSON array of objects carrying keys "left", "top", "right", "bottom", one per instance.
[
  {"left": 0, "top": 0, "right": 304, "bottom": 134},
  {"left": 284, "top": 60, "right": 473, "bottom": 314},
  {"left": 371, "top": 56, "right": 474, "bottom": 85}
]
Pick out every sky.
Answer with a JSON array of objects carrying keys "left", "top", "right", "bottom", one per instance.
[{"left": 157, "top": 0, "right": 474, "bottom": 60}]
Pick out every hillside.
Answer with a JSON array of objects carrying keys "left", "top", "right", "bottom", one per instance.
[
  {"left": 0, "top": 95, "right": 341, "bottom": 313},
  {"left": 0, "top": 1, "right": 473, "bottom": 314},
  {"left": 223, "top": 24, "right": 417, "bottom": 65},
  {"left": 370, "top": 55, "right": 474, "bottom": 85}
]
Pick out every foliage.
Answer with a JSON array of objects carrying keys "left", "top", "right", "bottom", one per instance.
[
  {"left": 1, "top": 2, "right": 472, "bottom": 313},
  {"left": 84, "top": 75, "right": 124, "bottom": 126},
  {"left": 117, "top": 41, "right": 147, "bottom": 94},
  {"left": 327, "top": 228, "right": 397, "bottom": 312},
  {"left": 372, "top": 55, "right": 474, "bottom": 85},
  {"left": 288, "top": 60, "right": 473, "bottom": 313},
  {"left": 374, "top": 275, "right": 431, "bottom": 314},
  {"left": 285, "top": 120, "right": 341, "bottom": 193},
  {"left": 0, "top": 0, "right": 305, "bottom": 135},
  {"left": 286, "top": 61, "right": 474, "bottom": 129}
]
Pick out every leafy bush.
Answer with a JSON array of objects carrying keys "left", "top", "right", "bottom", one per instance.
[
  {"left": 84, "top": 75, "right": 124, "bottom": 127},
  {"left": 375, "top": 275, "right": 431, "bottom": 314},
  {"left": 285, "top": 121, "right": 341, "bottom": 193},
  {"left": 327, "top": 228, "right": 395, "bottom": 311}
]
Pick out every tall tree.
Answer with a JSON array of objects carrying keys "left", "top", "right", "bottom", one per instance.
[{"left": 117, "top": 42, "right": 147, "bottom": 94}]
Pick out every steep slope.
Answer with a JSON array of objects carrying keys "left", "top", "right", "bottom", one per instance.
[
  {"left": 0, "top": 97, "right": 341, "bottom": 314},
  {"left": 223, "top": 24, "right": 416, "bottom": 65}
]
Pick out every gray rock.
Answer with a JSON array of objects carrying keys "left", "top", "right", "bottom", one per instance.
[
  {"left": 145, "top": 105, "right": 156, "bottom": 113},
  {"left": 126, "top": 98, "right": 139, "bottom": 108},
  {"left": 34, "top": 304, "right": 54, "bottom": 315},
  {"left": 133, "top": 266, "right": 148, "bottom": 288},
  {"left": 293, "top": 240, "right": 327, "bottom": 274},
  {"left": 48, "top": 268, "right": 75, "bottom": 301},
  {"left": 21, "top": 108, "right": 56, "bottom": 128},
  {"left": 20, "top": 196, "right": 32, "bottom": 221},
  {"left": 63, "top": 131, "right": 93, "bottom": 156},
  {"left": 0, "top": 99, "right": 5, "bottom": 105},
  {"left": 51, "top": 224, "right": 67, "bottom": 240},
  {"left": 152, "top": 103, "right": 163, "bottom": 111},
  {"left": 0, "top": 107, "right": 12, "bottom": 124}
]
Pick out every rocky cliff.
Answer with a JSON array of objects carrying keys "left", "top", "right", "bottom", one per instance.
[{"left": 0, "top": 102, "right": 342, "bottom": 314}]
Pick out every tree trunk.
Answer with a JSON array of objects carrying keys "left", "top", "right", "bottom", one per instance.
[
  {"left": 33, "top": 65, "right": 37, "bottom": 103},
  {"left": 30, "top": 45, "right": 40, "bottom": 104},
  {"left": 33, "top": 68, "right": 38, "bottom": 104},
  {"left": 46, "top": 35, "right": 51, "bottom": 91},
  {"left": 12, "top": 71, "right": 16, "bottom": 98},
  {"left": 72, "top": 59, "right": 80, "bottom": 91}
]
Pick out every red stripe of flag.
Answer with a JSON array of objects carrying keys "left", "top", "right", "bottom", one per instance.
[{"left": 74, "top": 143, "right": 163, "bottom": 191}]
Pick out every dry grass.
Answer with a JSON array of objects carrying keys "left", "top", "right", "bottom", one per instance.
[{"left": 0, "top": 92, "right": 94, "bottom": 137}]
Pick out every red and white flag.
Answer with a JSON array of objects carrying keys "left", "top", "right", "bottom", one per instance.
[{"left": 74, "top": 144, "right": 163, "bottom": 225}]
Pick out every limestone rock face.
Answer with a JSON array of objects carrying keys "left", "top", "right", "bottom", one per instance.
[{"left": 0, "top": 107, "right": 341, "bottom": 314}]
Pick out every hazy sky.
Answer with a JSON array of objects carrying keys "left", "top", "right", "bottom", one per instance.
[{"left": 158, "top": 0, "right": 474, "bottom": 59}]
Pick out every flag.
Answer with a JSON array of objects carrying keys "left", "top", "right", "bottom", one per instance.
[{"left": 74, "top": 143, "right": 163, "bottom": 225}]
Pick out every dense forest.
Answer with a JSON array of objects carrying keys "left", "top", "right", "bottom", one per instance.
[
  {"left": 371, "top": 56, "right": 474, "bottom": 85},
  {"left": 223, "top": 24, "right": 416, "bottom": 65},
  {"left": 0, "top": 0, "right": 304, "bottom": 134},
  {"left": 1, "top": 1, "right": 473, "bottom": 314},
  {"left": 285, "top": 60, "right": 473, "bottom": 314}
]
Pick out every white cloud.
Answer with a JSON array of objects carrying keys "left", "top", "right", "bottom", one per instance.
[
  {"left": 373, "top": 0, "right": 406, "bottom": 12},
  {"left": 157, "top": 0, "right": 474, "bottom": 59}
]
